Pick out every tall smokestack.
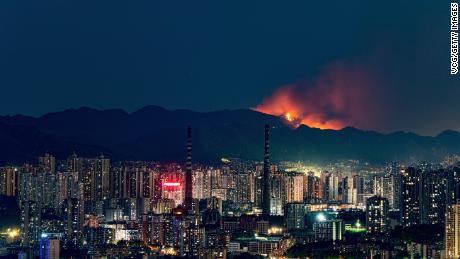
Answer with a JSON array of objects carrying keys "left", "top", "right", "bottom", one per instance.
[
  {"left": 262, "top": 124, "right": 271, "bottom": 216},
  {"left": 185, "top": 125, "right": 193, "bottom": 211}
]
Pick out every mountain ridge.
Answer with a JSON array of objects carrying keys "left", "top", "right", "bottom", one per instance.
[{"left": 0, "top": 106, "right": 459, "bottom": 165}]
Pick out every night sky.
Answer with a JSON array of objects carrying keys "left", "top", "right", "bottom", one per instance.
[{"left": 0, "top": 1, "right": 458, "bottom": 135}]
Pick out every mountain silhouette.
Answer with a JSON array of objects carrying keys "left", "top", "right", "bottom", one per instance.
[{"left": 0, "top": 106, "right": 459, "bottom": 165}]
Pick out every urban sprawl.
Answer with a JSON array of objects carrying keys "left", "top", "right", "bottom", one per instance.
[{"left": 1, "top": 125, "right": 460, "bottom": 258}]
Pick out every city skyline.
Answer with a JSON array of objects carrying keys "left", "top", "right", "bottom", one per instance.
[
  {"left": 1, "top": 1, "right": 460, "bottom": 258},
  {"left": 1, "top": 125, "right": 460, "bottom": 258}
]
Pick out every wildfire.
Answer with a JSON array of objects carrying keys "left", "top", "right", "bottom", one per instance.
[
  {"left": 255, "top": 99, "right": 344, "bottom": 130},
  {"left": 284, "top": 112, "right": 294, "bottom": 122},
  {"left": 253, "top": 62, "right": 379, "bottom": 130}
]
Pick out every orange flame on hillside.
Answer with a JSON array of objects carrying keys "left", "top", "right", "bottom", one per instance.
[{"left": 254, "top": 63, "right": 380, "bottom": 130}]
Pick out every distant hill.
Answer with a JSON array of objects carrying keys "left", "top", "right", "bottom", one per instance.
[
  {"left": 0, "top": 105, "right": 459, "bottom": 165},
  {"left": 0, "top": 121, "right": 110, "bottom": 165}
]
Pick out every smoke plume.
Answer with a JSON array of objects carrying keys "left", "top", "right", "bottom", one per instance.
[{"left": 254, "top": 62, "right": 383, "bottom": 130}]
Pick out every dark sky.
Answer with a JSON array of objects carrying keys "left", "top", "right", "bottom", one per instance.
[{"left": 0, "top": 1, "right": 458, "bottom": 135}]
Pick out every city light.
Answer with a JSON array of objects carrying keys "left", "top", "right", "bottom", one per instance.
[
  {"left": 160, "top": 247, "right": 177, "bottom": 256},
  {"left": 221, "top": 158, "right": 231, "bottom": 163},
  {"left": 316, "top": 213, "right": 326, "bottom": 222},
  {"left": 268, "top": 227, "right": 283, "bottom": 235},
  {"left": 163, "top": 182, "right": 180, "bottom": 187},
  {"left": 0, "top": 1, "right": 451, "bottom": 258},
  {"left": 6, "top": 229, "right": 19, "bottom": 238}
]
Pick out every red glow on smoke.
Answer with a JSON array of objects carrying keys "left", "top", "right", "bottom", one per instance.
[{"left": 254, "top": 63, "right": 381, "bottom": 130}]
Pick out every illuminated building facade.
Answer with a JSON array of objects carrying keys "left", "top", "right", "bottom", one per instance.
[
  {"left": 366, "top": 196, "right": 389, "bottom": 234},
  {"left": 313, "top": 219, "right": 344, "bottom": 242},
  {"left": 39, "top": 234, "right": 60, "bottom": 259},
  {"left": 446, "top": 204, "right": 460, "bottom": 259},
  {"left": 285, "top": 172, "right": 304, "bottom": 203},
  {"left": 402, "top": 167, "right": 421, "bottom": 227},
  {"left": 0, "top": 167, "right": 18, "bottom": 196},
  {"left": 304, "top": 172, "right": 322, "bottom": 202},
  {"left": 162, "top": 181, "right": 183, "bottom": 206},
  {"left": 284, "top": 202, "right": 305, "bottom": 230}
]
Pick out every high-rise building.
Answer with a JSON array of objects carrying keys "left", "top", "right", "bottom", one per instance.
[
  {"left": 0, "top": 167, "right": 18, "bottom": 196},
  {"left": 233, "top": 170, "right": 255, "bottom": 205},
  {"left": 94, "top": 155, "right": 110, "bottom": 200},
  {"left": 304, "top": 172, "right": 322, "bottom": 202},
  {"left": 346, "top": 177, "right": 357, "bottom": 204},
  {"left": 109, "top": 165, "right": 153, "bottom": 200},
  {"left": 313, "top": 219, "right": 344, "bottom": 242},
  {"left": 339, "top": 176, "right": 350, "bottom": 204},
  {"left": 366, "top": 196, "right": 389, "bottom": 234},
  {"left": 402, "top": 167, "right": 421, "bottom": 227},
  {"left": 18, "top": 166, "right": 60, "bottom": 212},
  {"left": 164, "top": 208, "right": 203, "bottom": 256},
  {"left": 447, "top": 166, "right": 460, "bottom": 206},
  {"left": 81, "top": 156, "right": 110, "bottom": 203},
  {"left": 193, "top": 170, "right": 206, "bottom": 200},
  {"left": 38, "top": 153, "right": 56, "bottom": 174},
  {"left": 146, "top": 213, "right": 165, "bottom": 245},
  {"left": 420, "top": 169, "right": 447, "bottom": 224},
  {"left": 445, "top": 204, "right": 460, "bottom": 258},
  {"left": 374, "top": 172, "right": 404, "bottom": 212},
  {"left": 270, "top": 172, "right": 285, "bottom": 216},
  {"left": 352, "top": 175, "right": 365, "bottom": 205},
  {"left": 328, "top": 173, "right": 340, "bottom": 202},
  {"left": 321, "top": 172, "right": 342, "bottom": 202},
  {"left": 389, "top": 164, "right": 403, "bottom": 211},
  {"left": 400, "top": 164, "right": 448, "bottom": 226},
  {"left": 321, "top": 172, "right": 330, "bottom": 202},
  {"left": 185, "top": 126, "right": 193, "bottom": 212},
  {"left": 284, "top": 172, "right": 304, "bottom": 203},
  {"left": 162, "top": 180, "right": 184, "bottom": 207},
  {"left": 63, "top": 198, "right": 83, "bottom": 247},
  {"left": 372, "top": 167, "right": 403, "bottom": 215},
  {"left": 193, "top": 168, "right": 221, "bottom": 200},
  {"left": 67, "top": 153, "right": 83, "bottom": 173},
  {"left": 21, "top": 200, "right": 41, "bottom": 246},
  {"left": 262, "top": 124, "right": 271, "bottom": 216},
  {"left": 285, "top": 203, "right": 305, "bottom": 230},
  {"left": 373, "top": 175, "right": 390, "bottom": 199},
  {"left": 39, "top": 234, "right": 60, "bottom": 259}
]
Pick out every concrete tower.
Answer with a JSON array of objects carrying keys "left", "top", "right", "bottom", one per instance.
[
  {"left": 262, "top": 124, "right": 271, "bottom": 216},
  {"left": 185, "top": 126, "right": 193, "bottom": 211}
]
